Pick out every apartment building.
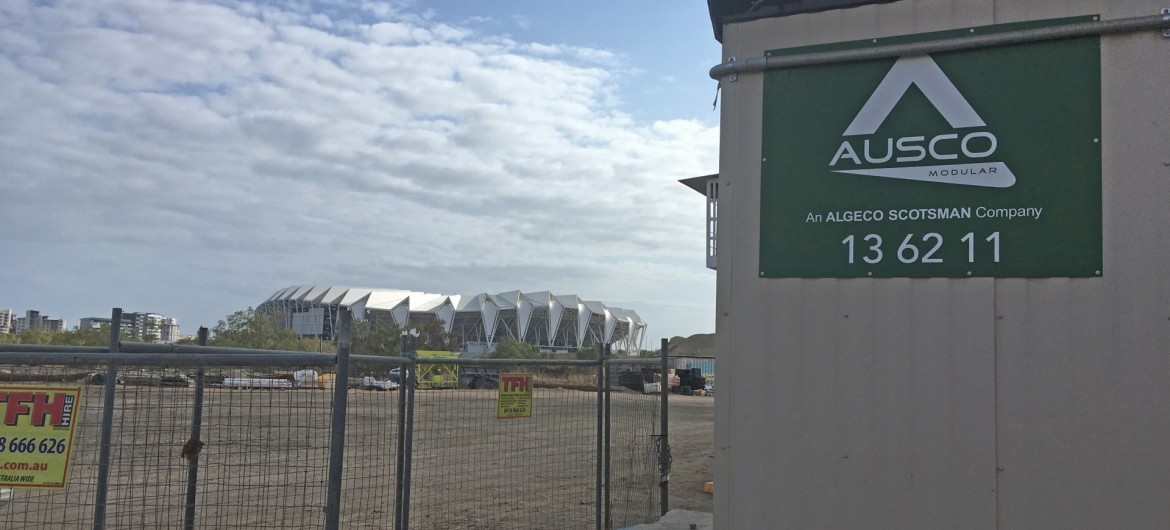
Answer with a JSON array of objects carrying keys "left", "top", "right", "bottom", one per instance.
[
  {"left": 12, "top": 310, "right": 67, "bottom": 333},
  {"left": 80, "top": 312, "right": 180, "bottom": 343}
]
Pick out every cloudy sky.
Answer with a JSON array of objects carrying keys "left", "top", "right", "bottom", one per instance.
[{"left": 1, "top": 0, "right": 722, "bottom": 343}]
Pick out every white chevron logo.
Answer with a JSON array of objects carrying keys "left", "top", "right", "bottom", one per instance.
[{"left": 830, "top": 55, "right": 1016, "bottom": 188}]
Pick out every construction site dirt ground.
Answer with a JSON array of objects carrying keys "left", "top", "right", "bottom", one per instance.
[{"left": 658, "top": 394, "right": 715, "bottom": 514}]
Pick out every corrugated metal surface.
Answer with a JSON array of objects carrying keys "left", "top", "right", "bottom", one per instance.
[
  {"left": 714, "top": 1, "right": 1170, "bottom": 528},
  {"left": 993, "top": 2, "right": 1170, "bottom": 527}
]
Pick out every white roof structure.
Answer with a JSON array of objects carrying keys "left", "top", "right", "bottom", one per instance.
[{"left": 258, "top": 285, "right": 647, "bottom": 354}]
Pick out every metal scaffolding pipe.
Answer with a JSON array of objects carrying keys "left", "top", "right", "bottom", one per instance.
[
  {"left": 92, "top": 308, "right": 122, "bottom": 530},
  {"left": 710, "top": 13, "right": 1170, "bottom": 79},
  {"left": 182, "top": 328, "right": 209, "bottom": 530},
  {"left": 659, "top": 338, "right": 670, "bottom": 516},
  {"left": 400, "top": 334, "right": 418, "bottom": 530},
  {"left": 594, "top": 343, "right": 605, "bottom": 530},
  {"left": 118, "top": 341, "right": 327, "bottom": 356},
  {"left": 324, "top": 310, "right": 353, "bottom": 530},
  {"left": 0, "top": 352, "right": 337, "bottom": 367},
  {"left": 0, "top": 344, "right": 108, "bottom": 353}
]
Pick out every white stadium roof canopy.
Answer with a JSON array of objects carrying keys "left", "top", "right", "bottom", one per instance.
[{"left": 259, "top": 285, "right": 647, "bottom": 354}]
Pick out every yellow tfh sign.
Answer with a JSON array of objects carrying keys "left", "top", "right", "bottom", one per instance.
[
  {"left": 496, "top": 374, "right": 533, "bottom": 419},
  {"left": 0, "top": 385, "right": 84, "bottom": 489}
]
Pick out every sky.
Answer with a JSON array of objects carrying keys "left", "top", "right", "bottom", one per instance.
[{"left": 0, "top": 0, "right": 724, "bottom": 344}]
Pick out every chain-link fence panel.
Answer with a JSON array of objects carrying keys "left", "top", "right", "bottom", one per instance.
[
  {"left": 605, "top": 366, "right": 662, "bottom": 529},
  {"left": 0, "top": 360, "right": 341, "bottom": 530},
  {"left": 0, "top": 347, "right": 669, "bottom": 530},
  {"left": 337, "top": 359, "right": 405, "bottom": 530},
  {"left": 405, "top": 361, "right": 601, "bottom": 530},
  {"left": 0, "top": 364, "right": 105, "bottom": 529},
  {"left": 192, "top": 366, "right": 335, "bottom": 529}
]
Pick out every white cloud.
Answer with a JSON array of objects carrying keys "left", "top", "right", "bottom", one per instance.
[
  {"left": 0, "top": 0, "right": 717, "bottom": 341},
  {"left": 365, "top": 21, "right": 424, "bottom": 44}
]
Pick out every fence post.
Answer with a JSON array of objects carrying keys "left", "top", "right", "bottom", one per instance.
[
  {"left": 394, "top": 333, "right": 408, "bottom": 530},
  {"left": 659, "top": 338, "right": 670, "bottom": 516},
  {"left": 595, "top": 343, "right": 605, "bottom": 530},
  {"left": 183, "top": 327, "right": 209, "bottom": 530},
  {"left": 324, "top": 309, "right": 353, "bottom": 530},
  {"left": 400, "top": 334, "right": 418, "bottom": 530},
  {"left": 603, "top": 343, "right": 612, "bottom": 530},
  {"left": 92, "top": 307, "right": 122, "bottom": 530}
]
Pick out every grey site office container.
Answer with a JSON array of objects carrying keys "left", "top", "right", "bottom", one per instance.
[{"left": 709, "top": 1, "right": 1170, "bottom": 528}]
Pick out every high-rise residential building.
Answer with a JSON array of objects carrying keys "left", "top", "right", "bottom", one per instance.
[
  {"left": 41, "top": 317, "right": 66, "bottom": 333},
  {"left": 79, "top": 317, "right": 110, "bottom": 329},
  {"left": 25, "top": 310, "right": 40, "bottom": 331},
  {"left": 79, "top": 317, "right": 135, "bottom": 337},
  {"left": 0, "top": 309, "right": 13, "bottom": 334},
  {"left": 80, "top": 312, "right": 180, "bottom": 343},
  {"left": 158, "top": 317, "right": 181, "bottom": 343},
  {"left": 13, "top": 310, "right": 66, "bottom": 333}
]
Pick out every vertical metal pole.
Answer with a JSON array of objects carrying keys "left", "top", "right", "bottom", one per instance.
[
  {"left": 324, "top": 310, "right": 353, "bottom": 530},
  {"left": 183, "top": 328, "right": 209, "bottom": 530},
  {"left": 603, "top": 343, "right": 612, "bottom": 530},
  {"left": 92, "top": 307, "right": 122, "bottom": 530},
  {"left": 659, "top": 338, "right": 670, "bottom": 515},
  {"left": 595, "top": 343, "right": 604, "bottom": 530},
  {"left": 400, "top": 335, "right": 417, "bottom": 530},
  {"left": 394, "top": 334, "right": 407, "bottom": 530}
]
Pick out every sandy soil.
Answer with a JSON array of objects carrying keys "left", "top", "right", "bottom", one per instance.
[{"left": 661, "top": 395, "right": 715, "bottom": 514}]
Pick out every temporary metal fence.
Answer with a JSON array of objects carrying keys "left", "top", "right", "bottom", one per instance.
[{"left": 0, "top": 309, "right": 669, "bottom": 529}]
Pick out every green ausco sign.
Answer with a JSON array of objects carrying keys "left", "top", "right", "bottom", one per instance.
[{"left": 760, "top": 17, "right": 1102, "bottom": 279}]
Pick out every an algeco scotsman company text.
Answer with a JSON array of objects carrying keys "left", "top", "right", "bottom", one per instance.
[
  {"left": 759, "top": 19, "right": 1101, "bottom": 278},
  {"left": 809, "top": 206, "right": 1043, "bottom": 224}
]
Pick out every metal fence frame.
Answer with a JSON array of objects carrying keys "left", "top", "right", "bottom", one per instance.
[{"left": 0, "top": 308, "right": 670, "bottom": 529}]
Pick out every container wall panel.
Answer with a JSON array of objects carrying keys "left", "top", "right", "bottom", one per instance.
[
  {"left": 992, "top": 2, "right": 1170, "bottom": 526},
  {"left": 715, "top": 1, "right": 1170, "bottom": 529}
]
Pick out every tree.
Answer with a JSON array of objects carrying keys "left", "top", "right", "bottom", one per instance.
[
  {"left": 53, "top": 326, "right": 118, "bottom": 346},
  {"left": 409, "top": 318, "right": 461, "bottom": 352},
  {"left": 1, "top": 325, "right": 132, "bottom": 346},
  {"left": 490, "top": 339, "right": 545, "bottom": 359},
  {"left": 209, "top": 308, "right": 322, "bottom": 352},
  {"left": 574, "top": 347, "right": 598, "bottom": 360},
  {"left": 2, "top": 329, "right": 52, "bottom": 345},
  {"left": 350, "top": 315, "right": 403, "bottom": 357},
  {"left": 349, "top": 314, "right": 461, "bottom": 356},
  {"left": 141, "top": 319, "right": 160, "bottom": 343}
]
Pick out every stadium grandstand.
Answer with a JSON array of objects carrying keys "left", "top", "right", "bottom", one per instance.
[{"left": 258, "top": 285, "right": 647, "bottom": 355}]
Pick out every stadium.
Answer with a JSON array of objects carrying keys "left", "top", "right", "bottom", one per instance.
[{"left": 258, "top": 285, "right": 647, "bottom": 355}]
